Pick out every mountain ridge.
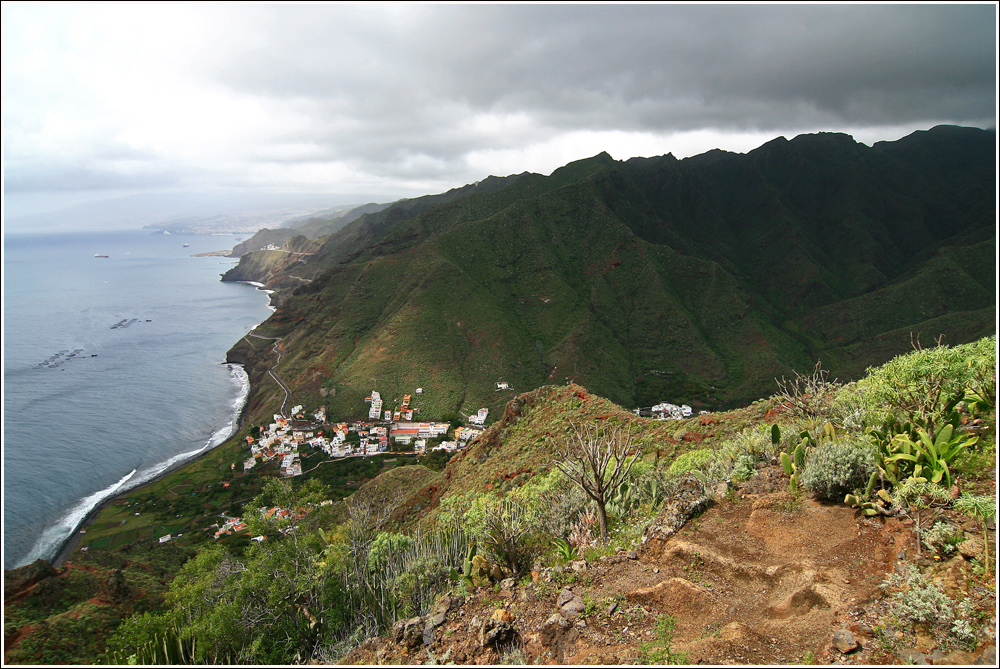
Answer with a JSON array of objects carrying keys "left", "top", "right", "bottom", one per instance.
[{"left": 224, "top": 125, "right": 995, "bottom": 423}]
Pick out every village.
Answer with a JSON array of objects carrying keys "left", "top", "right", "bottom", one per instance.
[
  {"left": 208, "top": 386, "right": 702, "bottom": 541},
  {"left": 208, "top": 388, "right": 491, "bottom": 540}
]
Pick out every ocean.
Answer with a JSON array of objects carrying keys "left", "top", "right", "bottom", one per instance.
[{"left": 3, "top": 230, "right": 274, "bottom": 569}]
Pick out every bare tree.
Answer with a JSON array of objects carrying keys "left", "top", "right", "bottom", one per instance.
[{"left": 555, "top": 420, "right": 642, "bottom": 541}]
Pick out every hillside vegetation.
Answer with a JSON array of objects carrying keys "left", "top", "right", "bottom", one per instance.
[
  {"left": 8, "top": 337, "right": 993, "bottom": 664},
  {"left": 223, "top": 126, "right": 994, "bottom": 429}
]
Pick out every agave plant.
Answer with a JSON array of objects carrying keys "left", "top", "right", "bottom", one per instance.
[{"left": 887, "top": 424, "right": 977, "bottom": 487}]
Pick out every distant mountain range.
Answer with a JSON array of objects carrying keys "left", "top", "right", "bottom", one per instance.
[{"left": 224, "top": 125, "right": 995, "bottom": 422}]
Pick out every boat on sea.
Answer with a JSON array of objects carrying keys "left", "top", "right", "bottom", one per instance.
[
  {"left": 183, "top": 243, "right": 189, "bottom": 247},
  {"left": 94, "top": 254, "right": 109, "bottom": 258}
]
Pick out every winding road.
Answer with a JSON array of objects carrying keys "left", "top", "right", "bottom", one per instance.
[{"left": 244, "top": 334, "right": 292, "bottom": 416}]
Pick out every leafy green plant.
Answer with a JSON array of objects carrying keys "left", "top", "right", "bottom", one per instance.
[
  {"left": 886, "top": 424, "right": 977, "bottom": 487},
  {"left": 920, "top": 519, "right": 963, "bottom": 556},
  {"left": 891, "top": 478, "right": 952, "bottom": 557},
  {"left": 638, "top": 614, "right": 688, "bottom": 665},
  {"left": 954, "top": 493, "right": 997, "bottom": 569},
  {"left": 552, "top": 538, "right": 575, "bottom": 562},
  {"left": 835, "top": 336, "right": 996, "bottom": 431}
]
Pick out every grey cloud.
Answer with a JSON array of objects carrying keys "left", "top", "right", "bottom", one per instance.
[
  {"left": 5, "top": 3, "right": 995, "bottom": 204},
  {"left": 214, "top": 4, "right": 994, "bottom": 173}
]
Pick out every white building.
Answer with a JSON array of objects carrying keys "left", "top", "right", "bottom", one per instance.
[{"left": 469, "top": 407, "right": 489, "bottom": 426}]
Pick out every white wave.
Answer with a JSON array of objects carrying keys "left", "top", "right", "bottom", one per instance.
[
  {"left": 132, "top": 364, "right": 250, "bottom": 483},
  {"left": 24, "top": 468, "right": 137, "bottom": 565},
  {"left": 27, "top": 365, "right": 254, "bottom": 565}
]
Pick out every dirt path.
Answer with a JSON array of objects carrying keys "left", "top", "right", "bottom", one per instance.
[{"left": 344, "top": 481, "right": 925, "bottom": 666}]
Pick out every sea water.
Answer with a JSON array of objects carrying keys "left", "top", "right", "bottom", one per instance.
[{"left": 3, "top": 230, "right": 274, "bottom": 569}]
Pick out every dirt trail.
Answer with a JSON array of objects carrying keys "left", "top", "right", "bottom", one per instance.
[{"left": 343, "top": 470, "right": 923, "bottom": 666}]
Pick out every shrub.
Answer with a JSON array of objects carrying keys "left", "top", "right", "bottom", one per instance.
[
  {"left": 799, "top": 440, "right": 876, "bottom": 500},
  {"left": 774, "top": 360, "right": 842, "bottom": 418},
  {"left": 833, "top": 336, "right": 996, "bottom": 430},
  {"left": 883, "top": 564, "right": 955, "bottom": 626},
  {"left": 668, "top": 449, "right": 712, "bottom": 476}
]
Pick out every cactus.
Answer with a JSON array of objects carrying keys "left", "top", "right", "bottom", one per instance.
[
  {"left": 109, "top": 628, "right": 198, "bottom": 665},
  {"left": 780, "top": 452, "right": 793, "bottom": 476},
  {"left": 793, "top": 442, "right": 806, "bottom": 469},
  {"left": 770, "top": 424, "right": 781, "bottom": 447},
  {"left": 864, "top": 471, "right": 878, "bottom": 497},
  {"left": 845, "top": 492, "right": 891, "bottom": 517},
  {"left": 788, "top": 473, "right": 799, "bottom": 495}
]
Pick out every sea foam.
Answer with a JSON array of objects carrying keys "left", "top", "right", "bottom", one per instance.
[{"left": 23, "top": 468, "right": 137, "bottom": 564}]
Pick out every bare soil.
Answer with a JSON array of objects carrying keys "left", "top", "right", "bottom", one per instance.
[{"left": 342, "top": 466, "right": 994, "bottom": 665}]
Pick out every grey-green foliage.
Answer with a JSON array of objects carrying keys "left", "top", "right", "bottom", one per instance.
[
  {"left": 883, "top": 564, "right": 956, "bottom": 626},
  {"left": 538, "top": 483, "right": 592, "bottom": 540},
  {"left": 799, "top": 440, "right": 876, "bottom": 500},
  {"left": 921, "top": 520, "right": 963, "bottom": 555}
]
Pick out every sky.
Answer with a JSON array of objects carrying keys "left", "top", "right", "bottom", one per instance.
[{"left": 2, "top": 3, "right": 997, "bottom": 228}]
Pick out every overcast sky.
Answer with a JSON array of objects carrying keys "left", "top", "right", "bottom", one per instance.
[{"left": 3, "top": 3, "right": 996, "bottom": 223}]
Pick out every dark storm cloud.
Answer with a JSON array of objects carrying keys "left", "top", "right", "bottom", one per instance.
[
  {"left": 207, "top": 3, "right": 994, "bottom": 183},
  {"left": 4, "top": 3, "right": 995, "bottom": 205},
  {"left": 223, "top": 4, "right": 994, "bottom": 128}
]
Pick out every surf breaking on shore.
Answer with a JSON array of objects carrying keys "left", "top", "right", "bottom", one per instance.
[{"left": 23, "top": 364, "right": 253, "bottom": 567}]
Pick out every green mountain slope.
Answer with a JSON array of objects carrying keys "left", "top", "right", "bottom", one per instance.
[{"left": 226, "top": 126, "right": 995, "bottom": 421}]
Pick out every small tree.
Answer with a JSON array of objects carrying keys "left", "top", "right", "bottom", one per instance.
[{"left": 555, "top": 421, "right": 641, "bottom": 541}]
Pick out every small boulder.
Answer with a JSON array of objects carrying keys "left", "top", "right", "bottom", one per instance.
[
  {"left": 393, "top": 616, "right": 425, "bottom": 650},
  {"left": 479, "top": 618, "right": 516, "bottom": 649},
  {"left": 557, "top": 587, "right": 586, "bottom": 620},
  {"left": 832, "top": 629, "right": 859, "bottom": 653},
  {"left": 973, "top": 644, "right": 997, "bottom": 665},
  {"left": 493, "top": 608, "right": 514, "bottom": 624}
]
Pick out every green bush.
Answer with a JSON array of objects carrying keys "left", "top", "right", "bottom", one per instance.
[
  {"left": 799, "top": 440, "right": 876, "bottom": 500},
  {"left": 668, "top": 449, "right": 712, "bottom": 476},
  {"left": 834, "top": 336, "right": 996, "bottom": 430}
]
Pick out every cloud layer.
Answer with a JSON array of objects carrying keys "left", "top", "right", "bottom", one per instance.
[{"left": 3, "top": 4, "right": 995, "bottom": 203}]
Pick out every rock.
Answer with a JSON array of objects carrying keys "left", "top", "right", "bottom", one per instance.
[
  {"left": 479, "top": 618, "right": 517, "bottom": 649},
  {"left": 626, "top": 550, "right": 639, "bottom": 560},
  {"left": 644, "top": 475, "right": 711, "bottom": 546},
  {"left": 607, "top": 601, "right": 619, "bottom": 616},
  {"left": 557, "top": 587, "right": 586, "bottom": 620},
  {"left": 711, "top": 481, "right": 729, "bottom": 502},
  {"left": 493, "top": 608, "right": 514, "bottom": 624},
  {"left": 104, "top": 568, "right": 130, "bottom": 601},
  {"left": 393, "top": 616, "right": 425, "bottom": 650},
  {"left": 491, "top": 563, "right": 506, "bottom": 582},
  {"left": 973, "top": 644, "right": 997, "bottom": 665},
  {"left": 935, "top": 649, "right": 978, "bottom": 665},
  {"left": 832, "top": 629, "right": 859, "bottom": 653},
  {"left": 539, "top": 613, "right": 579, "bottom": 661},
  {"left": 897, "top": 648, "right": 929, "bottom": 665},
  {"left": 422, "top": 596, "right": 456, "bottom": 645},
  {"left": 570, "top": 559, "right": 589, "bottom": 572},
  {"left": 626, "top": 578, "right": 714, "bottom": 616},
  {"left": 958, "top": 537, "right": 984, "bottom": 560}
]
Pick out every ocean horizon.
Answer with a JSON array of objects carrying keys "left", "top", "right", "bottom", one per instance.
[{"left": 3, "top": 229, "right": 274, "bottom": 569}]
